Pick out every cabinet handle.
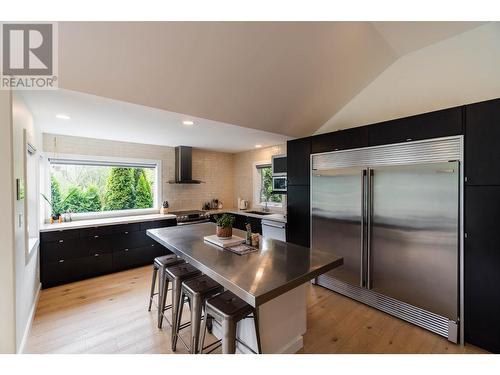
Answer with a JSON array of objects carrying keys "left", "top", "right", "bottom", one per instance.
[
  {"left": 59, "top": 239, "right": 64, "bottom": 243},
  {"left": 59, "top": 259, "right": 65, "bottom": 263},
  {"left": 94, "top": 235, "right": 99, "bottom": 238},
  {"left": 125, "top": 231, "right": 129, "bottom": 234}
]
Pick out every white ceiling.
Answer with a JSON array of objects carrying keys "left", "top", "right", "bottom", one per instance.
[
  {"left": 57, "top": 22, "right": 398, "bottom": 138},
  {"left": 23, "top": 21, "right": 490, "bottom": 149},
  {"left": 19, "top": 89, "right": 290, "bottom": 153},
  {"left": 372, "top": 22, "right": 485, "bottom": 56},
  {"left": 316, "top": 22, "right": 500, "bottom": 134},
  {"left": 55, "top": 21, "right": 485, "bottom": 138}
]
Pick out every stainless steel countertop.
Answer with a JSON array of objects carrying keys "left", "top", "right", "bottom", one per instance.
[{"left": 147, "top": 222, "right": 343, "bottom": 307}]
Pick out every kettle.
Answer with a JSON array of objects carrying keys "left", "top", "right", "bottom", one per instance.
[{"left": 238, "top": 199, "right": 249, "bottom": 210}]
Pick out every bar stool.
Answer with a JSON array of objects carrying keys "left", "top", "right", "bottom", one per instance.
[
  {"left": 173, "top": 274, "right": 223, "bottom": 353},
  {"left": 147, "top": 254, "right": 185, "bottom": 328},
  {"left": 164, "top": 263, "right": 202, "bottom": 349},
  {"left": 200, "top": 290, "right": 262, "bottom": 354}
]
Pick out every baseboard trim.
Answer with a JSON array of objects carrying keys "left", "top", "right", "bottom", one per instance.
[{"left": 17, "top": 282, "right": 41, "bottom": 354}]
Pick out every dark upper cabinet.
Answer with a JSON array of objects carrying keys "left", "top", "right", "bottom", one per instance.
[
  {"left": 311, "top": 126, "right": 369, "bottom": 154},
  {"left": 465, "top": 98, "right": 500, "bottom": 185},
  {"left": 368, "top": 107, "right": 463, "bottom": 146},
  {"left": 286, "top": 185, "right": 310, "bottom": 248},
  {"left": 465, "top": 186, "right": 500, "bottom": 353},
  {"left": 287, "top": 137, "right": 311, "bottom": 186}
]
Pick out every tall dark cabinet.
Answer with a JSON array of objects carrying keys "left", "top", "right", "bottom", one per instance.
[
  {"left": 286, "top": 137, "right": 311, "bottom": 247},
  {"left": 464, "top": 98, "right": 500, "bottom": 353},
  {"left": 465, "top": 186, "right": 500, "bottom": 353},
  {"left": 465, "top": 98, "right": 500, "bottom": 185}
]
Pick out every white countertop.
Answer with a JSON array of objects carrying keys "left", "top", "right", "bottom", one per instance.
[
  {"left": 207, "top": 209, "right": 287, "bottom": 223},
  {"left": 40, "top": 213, "right": 177, "bottom": 232}
]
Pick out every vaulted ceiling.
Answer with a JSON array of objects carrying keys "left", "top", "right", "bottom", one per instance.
[{"left": 58, "top": 21, "right": 486, "bottom": 138}]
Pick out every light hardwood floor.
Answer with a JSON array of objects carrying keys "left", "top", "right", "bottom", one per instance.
[{"left": 25, "top": 266, "right": 487, "bottom": 354}]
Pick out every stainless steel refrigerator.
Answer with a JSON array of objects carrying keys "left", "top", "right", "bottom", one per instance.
[{"left": 311, "top": 137, "right": 462, "bottom": 342}]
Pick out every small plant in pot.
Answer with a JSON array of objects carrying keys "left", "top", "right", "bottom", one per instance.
[{"left": 215, "top": 214, "right": 235, "bottom": 239}]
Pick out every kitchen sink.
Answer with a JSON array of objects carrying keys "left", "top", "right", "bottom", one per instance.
[{"left": 246, "top": 211, "right": 273, "bottom": 215}]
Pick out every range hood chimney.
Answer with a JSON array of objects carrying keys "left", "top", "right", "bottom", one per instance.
[{"left": 169, "top": 146, "right": 203, "bottom": 184}]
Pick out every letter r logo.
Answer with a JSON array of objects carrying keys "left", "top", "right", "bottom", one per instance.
[{"left": 2, "top": 23, "right": 53, "bottom": 75}]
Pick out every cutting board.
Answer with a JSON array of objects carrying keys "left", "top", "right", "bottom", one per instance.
[{"left": 204, "top": 234, "right": 245, "bottom": 248}]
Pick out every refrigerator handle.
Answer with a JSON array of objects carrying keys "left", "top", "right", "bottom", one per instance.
[
  {"left": 360, "top": 169, "right": 367, "bottom": 287},
  {"left": 367, "top": 168, "right": 374, "bottom": 289}
]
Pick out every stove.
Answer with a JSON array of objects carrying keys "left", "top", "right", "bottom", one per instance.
[{"left": 170, "top": 210, "right": 211, "bottom": 225}]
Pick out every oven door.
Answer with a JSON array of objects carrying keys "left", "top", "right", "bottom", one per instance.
[{"left": 272, "top": 176, "right": 287, "bottom": 192}]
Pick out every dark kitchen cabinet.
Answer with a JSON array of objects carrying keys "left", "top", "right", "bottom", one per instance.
[
  {"left": 287, "top": 137, "right": 311, "bottom": 186},
  {"left": 311, "top": 126, "right": 369, "bottom": 154},
  {"left": 286, "top": 185, "right": 310, "bottom": 247},
  {"left": 40, "top": 218, "right": 176, "bottom": 288},
  {"left": 368, "top": 107, "right": 463, "bottom": 146},
  {"left": 465, "top": 186, "right": 500, "bottom": 353},
  {"left": 87, "top": 253, "right": 113, "bottom": 277},
  {"left": 40, "top": 228, "right": 79, "bottom": 242},
  {"left": 41, "top": 257, "right": 91, "bottom": 288},
  {"left": 246, "top": 216, "right": 262, "bottom": 235},
  {"left": 233, "top": 214, "right": 247, "bottom": 231},
  {"left": 465, "top": 98, "right": 500, "bottom": 185}
]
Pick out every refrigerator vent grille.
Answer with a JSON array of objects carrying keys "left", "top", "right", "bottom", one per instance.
[
  {"left": 312, "top": 137, "right": 462, "bottom": 169},
  {"left": 316, "top": 275, "right": 452, "bottom": 339}
]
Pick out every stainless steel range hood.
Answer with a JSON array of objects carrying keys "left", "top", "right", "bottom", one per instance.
[{"left": 168, "top": 146, "right": 203, "bottom": 184}]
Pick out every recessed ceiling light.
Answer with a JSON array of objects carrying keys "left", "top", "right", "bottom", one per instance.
[
  {"left": 182, "top": 120, "right": 194, "bottom": 126},
  {"left": 55, "top": 114, "right": 71, "bottom": 120},
  {"left": 255, "top": 144, "right": 262, "bottom": 148}
]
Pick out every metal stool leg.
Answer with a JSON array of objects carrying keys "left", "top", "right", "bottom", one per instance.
[
  {"left": 221, "top": 318, "right": 237, "bottom": 354},
  {"left": 172, "top": 291, "right": 186, "bottom": 351},
  {"left": 158, "top": 270, "right": 169, "bottom": 329},
  {"left": 189, "top": 294, "right": 203, "bottom": 354},
  {"left": 253, "top": 309, "right": 262, "bottom": 354},
  {"left": 148, "top": 264, "right": 158, "bottom": 311},
  {"left": 171, "top": 277, "right": 183, "bottom": 349},
  {"left": 199, "top": 306, "right": 209, "bottom": 354}
]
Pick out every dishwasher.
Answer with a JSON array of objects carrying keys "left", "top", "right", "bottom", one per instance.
[{"left": 261, "top": 219, "right": 286, "bottom": 241}]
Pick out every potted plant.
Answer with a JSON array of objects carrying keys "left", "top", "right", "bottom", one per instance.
[
  {"left": 41, "top": 193, "right": 61, "bottom": 222},
  {"left": 41, "top": 189, "right": 77, "bottom": 223},
  {"left": 214, "top": 214, "right": 235, "bottom": 239}
]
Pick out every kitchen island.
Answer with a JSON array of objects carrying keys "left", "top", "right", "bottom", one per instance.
[{"left": 147, "top": 222, "right": 343, "bottom": 354}]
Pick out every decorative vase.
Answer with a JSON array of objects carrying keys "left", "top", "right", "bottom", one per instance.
[{"left": 216, "top": 225, "right": 232, "bottom": 238}]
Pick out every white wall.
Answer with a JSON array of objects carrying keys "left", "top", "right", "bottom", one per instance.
[
  {"left": 316, "top": 22, "right": 500, "bottom": 134},
  {"left": 11, "top": 92, "right": 42, "bottom": 353},
  {"left": 233, "top": 144, "right": 286, "bottom": 209},
  {"left": 0, "top": 90, "right": 16, "bottom": 353}
]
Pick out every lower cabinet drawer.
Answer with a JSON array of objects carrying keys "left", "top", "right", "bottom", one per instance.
[
  {"left": 113, "top": 247, "right": 149, "bottom": 270},
  {"left": 113, "top": 244, "right": 168, "bottom": 271},
  {"left": 41, "top": 257, "right": 90, "bottom": 288},
  {"left": 87, "top": 253, "right": 113, "bottom": 277},
  {"left": 112, "top": 231, "right": 149, "bottom": 250},
  {"left": 41, "top": 239, "right": 86, "bottom": 263}
]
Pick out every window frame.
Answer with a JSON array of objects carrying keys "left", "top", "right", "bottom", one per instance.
[
  {"left": 252, "top": 161, "right": 284, "bottom": 210},
  {"left": 43, "top": 153, "right": 162, "bottom": 221}
]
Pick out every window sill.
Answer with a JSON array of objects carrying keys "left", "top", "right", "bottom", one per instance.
[
  {"left": 28, "top": 237, "right": 39, "bottom": 254},
  {"left": 47, "top": 208, "right": 159, "bottom": 223}
]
